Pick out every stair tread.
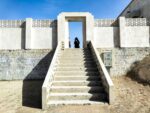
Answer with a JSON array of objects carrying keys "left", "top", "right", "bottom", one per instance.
[
  {"left": 55, "top": 76, "right": 99, "bottom": 77},
  {"left": 49, "top": 93, "right": 104, "bottom": 96},
  {"left": 52, "top": 80, "right": 101, "bottom": 83},
  {"left": 51, "top": 86, "right": 102, "bottom": 88},
  {"left": 47, "top": 100, "right": 107, "bottom": 105}
]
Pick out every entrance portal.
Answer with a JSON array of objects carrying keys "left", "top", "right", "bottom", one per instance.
[
  {"left": 69, "top": 22, "right": 83, "bottom": 48},
  {"left": 57, "top": 12, "right": 94, "bottom": 48}
]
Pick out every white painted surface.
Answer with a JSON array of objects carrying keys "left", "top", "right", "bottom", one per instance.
[
  {"left": 0, "top": 28, "right": 24, "bottom": 49},
  {"left": 57, "top": 12, "right": 94, "bottom": 48},
  {"left": 124, "top": 26, "right": 149, "bottom": 47},
  {"left": 94, "top": 27, "right": 118, "bottom": 48},
  {"left": 25, "top": 18, "right": 32, "bottom": 49},
  {"left": 32, "top": 28, "right": 53, "bottom": 49}
]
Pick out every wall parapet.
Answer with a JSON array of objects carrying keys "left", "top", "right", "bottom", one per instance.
[
  {"left": 0, "top": 20, "right": 25, "bottom": 28},
  {"left": 125, "top": 18, "right": 147, "bottom": 26},
  {"left": 94, "top": 19, "right": 118, "bottom": 27},
  {"left": 32, "top": 19, "right": 57, "bottom": 27},
  {"left": 0, "top": 19, "right": 57, "bottom": 28}
]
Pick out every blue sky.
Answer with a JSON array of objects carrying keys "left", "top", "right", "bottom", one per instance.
[
  {"left": 0, "top": 0, "right": 131, "bottom": 48},
  {"left": 0, "top": 0, "right": 131, "bottom": 19}
]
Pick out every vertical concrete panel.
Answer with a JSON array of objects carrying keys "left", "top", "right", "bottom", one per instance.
[
  {"left": 119, "top": 17, "right": 126, "bottom": 47},
  {"left": 25, "top": 18, "right": 32, "bottom": 49}
]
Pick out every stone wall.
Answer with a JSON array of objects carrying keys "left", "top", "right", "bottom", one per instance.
[
  {"left": 0, "top": 50, "right": 54, "bottom": 80},
  {"left": 98, "top": 48, "right": 150, "bottom": 76}
]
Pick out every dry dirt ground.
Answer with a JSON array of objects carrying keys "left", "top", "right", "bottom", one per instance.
[{"left": 0, "top": 77, "right": 149, "bottom": 113}]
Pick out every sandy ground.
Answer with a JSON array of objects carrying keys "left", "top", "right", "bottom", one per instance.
[{"left": 0, "top": 77, "right": 149, "bottom": 113}]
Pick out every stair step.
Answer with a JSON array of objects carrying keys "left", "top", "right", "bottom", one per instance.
[
  {"left": 65, "top": 48, "right": 89, "bottom": 51},
  {"left": 56, "top": 67, "right": 98, "bottom": 71},
  {"left": 57, "top": 64, "right": 97, "bottom": 67},
  {"left": 48, "top": 93, "right": 106, "bottom": 101},
  {"left": 60, "top": 60, "right": 95, "bottom": 63},
  {"left": 58, "top": 62, "right": 96, "bottom": 66},
  {"left": 50, "top": 86, "right": 104, "bottom": 93},
  {"left": 60, "top": 55, "right": 93, "bottom": 58},
  {"left": 54, "top": 76, "right": 100, "bottom": 81},
  {"left": 52, "top": 81, "right": 102, "bottom": 86},
  {"left": 55, "top": 71, "right": 99, "bottom": 76},
  {"left": 62, "top": 53, "right": 92, "bottom": 56},
  {"left": 60, "top": 58, "right": 93, "bottom": 61},
  {"left": 47, "top": 100, "right": 106, "bottom": 105},
  {"left": 60, "top": 54, "right": 93, "bottom": 59}
]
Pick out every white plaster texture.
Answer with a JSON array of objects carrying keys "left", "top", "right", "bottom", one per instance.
[
  {"left": 25, "top": 18, "right": 32, "bottom": 49},
  {"left": 32, "top": 28, "right": 53, "bottom": 49},
  {"left": 94, "top": 27, "right": 116, "bottom": 48},
  {"left": 0, "top": 28, "right": 24, "bottom": 49},
  {"left": 125, "top": 26, "right": 149, "bottom": 47},
  {"left": 57, "top": 12, "right": 94, "bottom": 48}
]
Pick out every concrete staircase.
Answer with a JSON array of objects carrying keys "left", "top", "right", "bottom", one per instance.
[{"left": 47, "top": 48, "right": 107, "bottom": 105}]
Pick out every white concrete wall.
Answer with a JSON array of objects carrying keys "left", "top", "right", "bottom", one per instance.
[
  {"left": 0, "top": 28, "right": 24, "bottom": 49},
  {"left": 32, "top": 28, "right": 53, "bottom": 49},
  {"left": 94, "top": 27, "right": 119, "bottom": 48},
  {"left": 125, "top": 26, "right": 149, "bottom": 47},
  {"left": 119, "top": 17, "right": 150, "bottom": 47}
]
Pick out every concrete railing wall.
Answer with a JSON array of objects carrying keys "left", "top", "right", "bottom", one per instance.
[
  {"left": 42, "top": 41, "right": 64, "bottom": 109},
  {"left": 90, "top": 41, "right": 114, "bottom": 104}
]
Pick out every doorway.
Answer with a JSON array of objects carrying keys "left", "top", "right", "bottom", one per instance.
[
  {"left": 57, "top": 12, "right": 94, "bottom": 48},
  {"left": 69, "top": 22, "right": 83, "bottom": 48}
]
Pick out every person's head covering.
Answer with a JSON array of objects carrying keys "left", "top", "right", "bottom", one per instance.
[{"left": 75, "top": 37, "right": 78, "bottom": 40}]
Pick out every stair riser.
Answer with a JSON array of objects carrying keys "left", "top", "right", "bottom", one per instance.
[
  {"left": 59, "top": 60, "right": 94, "bottom": 62},
  {"left": 58, "top": 63, "right": 96, "bottom": 66},
  {"left": 56, "top": 68, "right": 98, "bottom": 71},
  {"left": 50, "top": 88, "right": 104, "bottom": 93},
  {"left": 61, "top": 54, "right": 92, "bottom": 56},
  {"left": 60, "top": 55, "right": 93, "bottom": 59},
  {"left": 60, "top": 56, "right": 93, "bottom": 60},
  {"left": 52, "top": 82, "right": 102, "bottom": 86},
  {"left": 60, "top": 56, "right": 93, "bottom": 58},
  {"left": 62, "top": 52, "right": 92, "bottom": 56},
  {"left": 49, "top": 94, "right": 106, "bottom": 101},
  {"left": 60, "top": 60, "right": 95, "bottom": 64},
  {"left": 55, "top": 72, "right": 99, "bottom": 75},
  {"left": 54, "top": 77, "right": 100, "bottom": 81},
  {"left": 56, "top": 65, "right": 97, "bottom": 69}
]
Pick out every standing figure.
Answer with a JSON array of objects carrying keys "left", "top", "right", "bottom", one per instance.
[
  {"left": 74, "top": 37, "right": 80, "bottom": 48},
  {"left": 69, "top": 38, "right": 71, "bottom": 48}
]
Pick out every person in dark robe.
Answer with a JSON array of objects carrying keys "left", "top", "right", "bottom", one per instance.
[{"left": 74, "top": 37, "right": 80, "bottom": 48}]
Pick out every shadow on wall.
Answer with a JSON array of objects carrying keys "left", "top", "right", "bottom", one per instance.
[
  {"left": 22, "top": 50, "right": 54, "bottom": 109},
  {"left": 126, "top": 55, "right": 150, "bottom": 85},
  {"left": 113, "top": 27, "right": 120, "bottom": 47}
]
